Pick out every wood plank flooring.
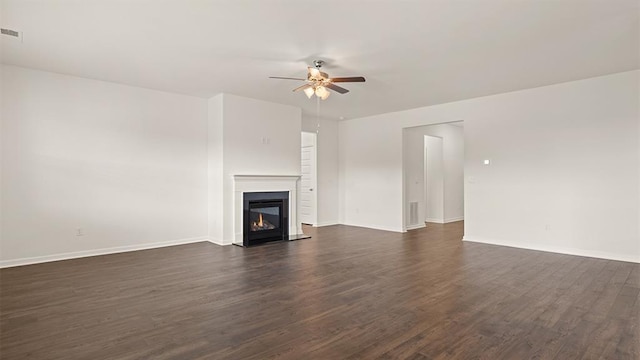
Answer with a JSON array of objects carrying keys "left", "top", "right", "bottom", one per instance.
[{"left": 1, "top": 222, "right": 638, "bottom": 359}]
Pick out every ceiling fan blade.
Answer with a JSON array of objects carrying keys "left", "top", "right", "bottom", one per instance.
[
  {"left": 325, "top": 82, "right": 349, "bottom": 94},
  {"left": 330, "top": 76, "right": 366, "bottom": 83},
  {"left": 292, "top": 84, "right": 312, "bottom": 92},
  {"left": 269, "top": 76, "right": 306, "bottom": 81}
]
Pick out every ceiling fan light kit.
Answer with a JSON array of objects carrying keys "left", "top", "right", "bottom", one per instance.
[
  {"left": 314, "top": 86, "right": 330, "bottom": 100},
  {"left": 303, "top": 86, "right": 315, "bottom": 98},
  {"left": 270, "top": 60, "right": 365, "bottom": 100}
]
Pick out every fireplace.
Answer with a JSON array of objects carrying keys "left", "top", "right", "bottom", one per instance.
[{"left": 243, "top": 191, "right": 289, "bottom": 246}]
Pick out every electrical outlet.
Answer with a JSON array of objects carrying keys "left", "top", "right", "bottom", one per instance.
[{"left": 76, "top": 228, "right": 84, "bottom": 236}]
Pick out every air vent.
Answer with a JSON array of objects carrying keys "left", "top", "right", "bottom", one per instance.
[{"left": 1, "top": 28, "right": 22, "bottom": 41}]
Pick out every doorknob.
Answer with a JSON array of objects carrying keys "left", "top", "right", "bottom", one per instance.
[{"left": 309, "top": 188, "right": 314, "bottom": 191}]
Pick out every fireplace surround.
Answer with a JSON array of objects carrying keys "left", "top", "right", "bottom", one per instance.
[{"left": 232, "top": 175, "right": 305, "bottom": 246}]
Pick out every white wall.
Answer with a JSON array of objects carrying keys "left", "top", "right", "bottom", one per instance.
[
  {"left": 1, "top": 65, "right": 209, "bottom": 266},
  {"left": 434, "top": 125, "right": 464, "bottom": 222},
  {"left": 340, "top": 70, "right": 640, "bottom": 263},
  {"left": 0, "top": 65, "right": 3, "bottom": 252},
  {"left": 302, "top": 116, "right": 340, "bottom": 226},
  {"left": 339, "top": 120, "right": 402, "bottom": 232},
  {"left": 207, "top": 94, "right": 224, "bottom": 243},
  {"left": 206, "top": 94, "right": 302, "bottom": 244},
  {"left": 403, "top": 124, "right": 464, "bottom": 228}
]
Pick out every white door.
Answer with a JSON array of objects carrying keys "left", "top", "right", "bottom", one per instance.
[{"left": 300, "top": 132, "right": 317, "bottom": 225}]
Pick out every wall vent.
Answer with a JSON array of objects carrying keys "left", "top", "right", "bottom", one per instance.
[
  {"left": 1, "top": 28, "right": 22, "bottom": 41},
  {"left": 409, "top": 202, "right": 419, "bottom": 225}
]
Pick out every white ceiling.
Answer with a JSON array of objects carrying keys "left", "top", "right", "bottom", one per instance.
[{"left": 1, "top": 0, "right": 638, "bottom": 120}]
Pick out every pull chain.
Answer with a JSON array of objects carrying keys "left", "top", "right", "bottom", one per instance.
[{"left": 316, "top": 95, "right": 320, "bottom": 134}]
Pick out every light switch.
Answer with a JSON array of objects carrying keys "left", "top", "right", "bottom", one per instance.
[{"left": 483, "top": 159, "right": 491, "bottom": 165}]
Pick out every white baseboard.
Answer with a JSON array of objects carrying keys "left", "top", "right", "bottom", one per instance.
[
  {"left": 208, "top": 238, "right": 232, "bottom": 246},
  {"left": 405, "top": 223, "right": 426, "bottom": 231},
  {"left": 0, "top": 236, "right": 210, "bottom": 268},
  {"left": 425, "top": 217, "right": 464, "bottom": 224},
  {"left": 462, "top": 236, "right": 640, "bottom": 264},
  {"left": 314, "top": 222, "right": 339, "bottom": 227},
  {"left": 340, "top": 222, "right": 403, "bottom": 233},
  {"left": 425, "top": 218, "right": 445, "bottom": 224}
]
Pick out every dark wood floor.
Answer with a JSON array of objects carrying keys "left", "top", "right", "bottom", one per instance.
[{"left": 1, "top": 222, "right": 638, "bottom": 359}]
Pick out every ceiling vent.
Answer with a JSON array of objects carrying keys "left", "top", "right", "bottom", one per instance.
[{"left": 1, "top": 28, "right": 22, "bottom": 42}]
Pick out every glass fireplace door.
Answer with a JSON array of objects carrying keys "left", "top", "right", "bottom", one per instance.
[{"left": 247, "top": 200, "right": 285, "bottom": 243}]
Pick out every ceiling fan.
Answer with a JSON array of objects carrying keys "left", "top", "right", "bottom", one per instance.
[{"left": 269, "top": 60, "right": 365, "bottom": 100}]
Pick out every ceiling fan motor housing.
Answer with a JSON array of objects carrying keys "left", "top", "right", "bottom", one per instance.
[{"left": 308, "top": 71, "right": 329, "bottom": 81}]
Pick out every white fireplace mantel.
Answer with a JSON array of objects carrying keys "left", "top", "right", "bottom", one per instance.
[{"left": 232, "top": 175, "right": 302, "bottom": 245}]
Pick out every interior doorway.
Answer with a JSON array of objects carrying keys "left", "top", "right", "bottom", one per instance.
[
  {"left": 300, "top": 132, "right": 317, "bottom": 225},
  {"left": 424, "top": 135, "right": 444, "bottom": 223},
  {"left": 402, "top": 121, "right": 464, "bottom": 231}
]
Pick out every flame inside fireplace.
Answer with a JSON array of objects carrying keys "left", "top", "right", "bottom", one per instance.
[{"left": 251, "top": 212, "right": 276, "bottom": 231}]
